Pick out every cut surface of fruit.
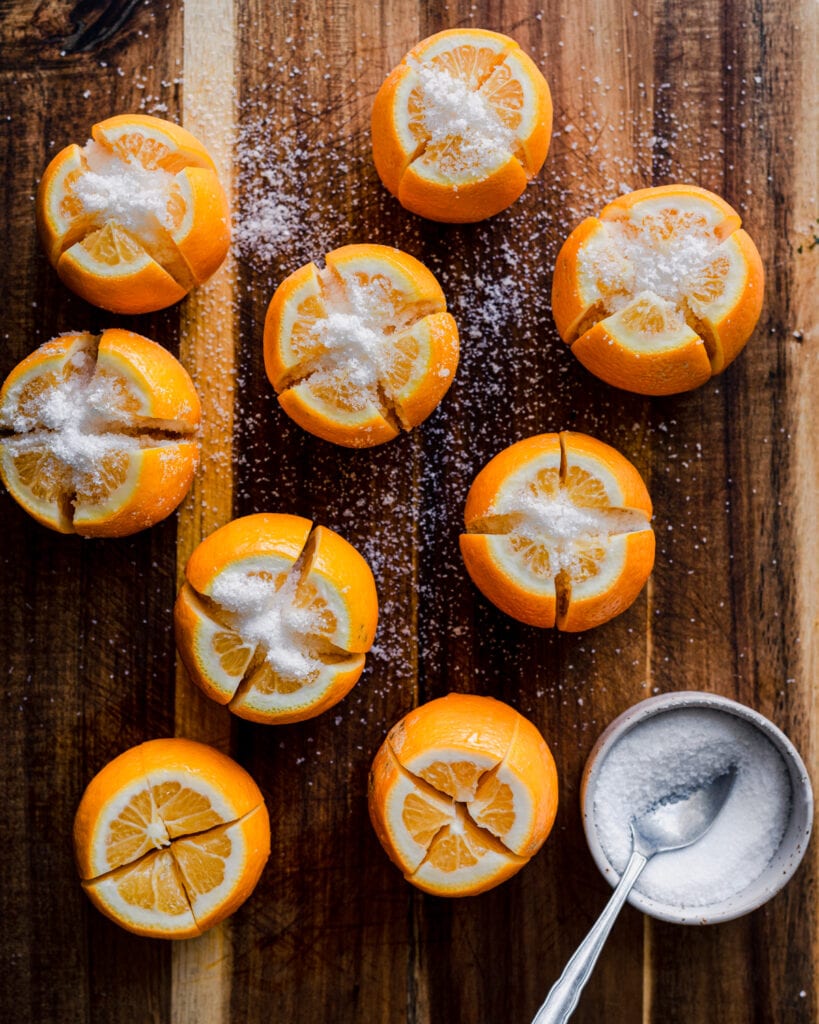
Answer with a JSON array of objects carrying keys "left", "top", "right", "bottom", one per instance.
[
  {"left": 175, "top": 513, "right": 378, "bottom": 723},
  {"left": 0, "top": 330, "right": 200, "bottom": 536},
  {"left": 36, "top": 114, "right": 229, "bottom": 313},
  {"left": 264, "top": 244, "right": 459, "bottom": 448},
  {"left": 461, "top": 431, "right": 654, "bottom": 631},
  {"left": 552, "top": 185, "right": 764, "bottom": 394},
  {"left": 372, "top": 29, "right": 552, "bottom": 222},
  {"left": 368, "top": 693, "right": 558, "bottom": 896},
  {"left": 74, "top": 738, "right": 270, "bottom": 939}
]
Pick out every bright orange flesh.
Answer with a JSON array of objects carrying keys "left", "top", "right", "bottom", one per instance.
[
  {"left": 460, "top": 431, "right": 654, "bottom": 631},
  {"left": 73, "top": 738, "right": 270, "bottom": 938},
  {"left": 175, "top": 513, "right": 378, "bottom": 723},
  {"left": 372, "top": 29, "right": 552, "bottom": 222},
  {"left": 36, "top": 114, "right": 229, "bottom": 313},
  {"left": 0, "top": 330, "right": 200, "bottom": 536},
  {"left": 368, "top": 693, "right": 558, "bottom": 896},
  {"left": 263, "top": 243, "right": 459, "bottom": 448},
  {"left": 552, "top": 184, "right": 764, "bottom": 395}
]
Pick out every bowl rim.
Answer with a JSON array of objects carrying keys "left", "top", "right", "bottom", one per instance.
[{"left": 581, "top": 691, "right": 814, "bottom": 925}]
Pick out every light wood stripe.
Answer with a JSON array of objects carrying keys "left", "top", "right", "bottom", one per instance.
[{"left": 173, "top": 0, "right": 236, "bottom": 1020}]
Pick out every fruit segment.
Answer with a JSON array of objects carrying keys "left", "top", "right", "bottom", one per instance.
[
  {"left": 0, "top": 330, "right": 200, "bottom": 537},
  {"left": 552, "top": 184, "right": 764, "bottom": 395},
  {"left": 175, "top": 513, "right": 378, "bottom": 724},
  {"left": 74, "top": 739, "right": 270, "bottom": 939},
  {"left": 36, "top": 114, "right": 229, "bottom": 313},
  {"left": 369, "top": 693, "right": 558, "bottom": 896},
  {"left": 461, "top": 432, "right": 654, "bottom": 631},
  {"left": 372, "top": 29, "right": 552, "bottom": 222},
  {"left": 264, "top": 244, "right": 459, "bottom": 448}
]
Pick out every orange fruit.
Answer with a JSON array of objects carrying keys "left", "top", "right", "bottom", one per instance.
[
  {"left": 175, "top": 513, "right": 379, "bottom": 723},
  {"left": 368, "top": 693, "right": 558, "bottom": 896},
  {"left": 372, "top": 29, "right": 552, "bottom": 223},
  {"left": 460, "top": 431, "right": 654, "bottom": 631},
  {"left": 0, "top": 329, "right": 200, "bottom": 536},
  {"left": 552, "top": 184, "right": 764, "bottom": 395},
  {"left": 36, "top": 114, "right": 229, "bottom": 313},
  {"left": 264, "top": 244, "right": 459, "bottom": 448},
  {"left": 74, "top": 738, "right": 269, "bottom": 939}
]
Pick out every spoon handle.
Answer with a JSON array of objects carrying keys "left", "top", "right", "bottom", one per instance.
[{"left": 531, "top": 851, "right": 648, "bottom": 1024}]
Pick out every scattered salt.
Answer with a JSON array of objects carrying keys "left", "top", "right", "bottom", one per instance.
[{"left": 593, "top": 708, "right": 791, "bottom": 907}]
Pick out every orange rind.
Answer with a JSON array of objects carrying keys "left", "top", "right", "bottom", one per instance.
[
  {"left": 264, "top": 244, "right": 459, "bottom": 448},
  {"left": 552, "top": 185, "right": 764, "bottom": 394},
  {"left": 0, "top": 329, "right": 200, "bottom": 536},
  {"left": 175, "top": 513, "right": 378, "bottom": 723},
  {"left": 73, "top": 738, "right": 270, "bottom": 939},
  {"left": 368, "top": 693, "right": 558, "bottom": 896},
  {"left": 36, "top": 114, "right": 229, "bottom": 313},
  {"left": 372, "top": 29, "right": 552, "bottom": 223},
  {"left": 460, "top": 432, "right": 654, "bottom": 631}
]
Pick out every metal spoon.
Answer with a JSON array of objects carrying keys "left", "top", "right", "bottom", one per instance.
[{"left": 531, "top": 768, "right": 736, "bottom": 1024}]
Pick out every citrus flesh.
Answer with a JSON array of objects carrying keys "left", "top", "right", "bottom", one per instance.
[
  {"left": 74, "top": 739, "right": 270, "bottom": 938},
  {"left": 460, "top": 432, "right": 654, "bottom": 631},
  {"left": 264, "top": 244, "right": 459, "bottom": 448},
  {"left": 552, "top": 185, "right": 764, "bottom": 394},
  {"left": 175, "top": 513, "right": 378, "bottom": 723},
  {"left": 372, "top": 29, "right": 552, "bottom": 222},
  {"left": 37, "top": 114, "right": 229, "bottom": 313},
  {"left": 0, "top": 330, "right": 200, "bottom": 536},
  {"left": 369, "top": 693, "right": 558, "bottom": 896}
]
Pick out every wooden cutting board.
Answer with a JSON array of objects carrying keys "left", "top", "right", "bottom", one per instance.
[{"left": 1, "top": 1, "right": 816, "bottom": 1021}]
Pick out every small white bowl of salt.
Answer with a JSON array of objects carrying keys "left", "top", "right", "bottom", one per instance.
[{"left": 581, "top": 692, "right": 813, "bottom": 924}]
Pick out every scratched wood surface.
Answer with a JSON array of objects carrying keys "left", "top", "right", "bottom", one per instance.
[{"left": 0, "top": 1, "right": 816, "bottom": 1022}]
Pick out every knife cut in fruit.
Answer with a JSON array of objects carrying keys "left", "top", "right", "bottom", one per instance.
[
  {"left": 175, "top": 513, "right": 379, "bottom": 723},
  {"left": 372, "top": 28, "right": 552, "bottom": 222},
  {"left": 460, "top": 432, "right": 654, "bottom": 631},
  {"left": 74, "top": 738, "right": 270, "bottom": 939},
  {"left": 552, "top": 184, "right": 764, "bottom": 395},
  {"left": 36, "top": 114, "right": 229, "bottom": 313},
  {"left": 369, "top": 693, "right": 558, "bottom": 896},
  {"left": 0, "top": 329, "right": 200, "bottom": 536},
  {"left": 264, "top": 244, "right": 459, "bottom": 447}
]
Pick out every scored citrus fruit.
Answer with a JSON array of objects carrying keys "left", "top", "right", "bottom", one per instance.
[
  {"left": 369, "top": 693, "right": 558, "bottom": 896},
  {"left": 74, "top": 738, "right": 270, "bottom": 939},
  {"left": 175, "top": 513, "right": 379, "bottom": 723},
  {"left": 36, "top": 114, "right": 229, "bottom": 313},
  {"left": 264, "top": 243, "right": 459, "bottom": 447},
  {"left": 0, "top": 329, "right": 200, "bottom": 536},
  {"left": 460, "top": 432, "right": 654, "bottom": 631},
  {"left": 552, "top": 184, "right": 764, "bottom": 395},
  {"left": 372, "top": 28, "right": 552, "bottom": 222}
]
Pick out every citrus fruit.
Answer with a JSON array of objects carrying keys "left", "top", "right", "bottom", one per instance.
[
  {"left": 0, "top": 329, "right": 200, "bottom": 536},
  {"left": 372, "top": 28, "right": 552, "bottom": 222},
  {"left": 175, "top": 513, "right": 379, "bottom": 723},
  {"left": 460, "top": 432, "right": 654, "bottom": 631},
  {"left": 74, "top": 738, "right": 269, "bottom": 939},
  {"left": 36, "top": 114, "right": 229, "bottom": 313},
  {"left": 552, "top": 184, "right": 764, "bottom": 394},
  {"left": 264, "top": 244, "right": 459, "bottom": 447},
  {"left": 369, "top": 693, "right": 558, "bottom": 896}
]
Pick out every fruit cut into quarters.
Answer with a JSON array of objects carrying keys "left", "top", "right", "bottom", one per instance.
[
  {"left": 369, "top": 692, "right": 558, "bottom": 896},
  {"left": 551, "top": 184, "right": 764, "bottom": 395},
  {"left": 460, "top": 431, "right": 655, "bottom": 631},
  {"left": 0, "top": 329, "right": 200, "bottom": 536},
  {"left": 73, "top": 738, "right": 270, "bottom": 938},
  {"left": 264, "top": 243, "right": 459, "bottom": 448},
  {"left": 175, "top": 512, "right": 379, "bottom": 723},
  {"left": 372, "top": 28, "right": 552, "bottom": 222},
  {"left": 36, "top": 114, "right": 230, "bottom": 313}
]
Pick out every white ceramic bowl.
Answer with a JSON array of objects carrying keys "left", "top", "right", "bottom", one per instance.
[{"left": 581, "top": 691, "right": 813, "bottom": 924}]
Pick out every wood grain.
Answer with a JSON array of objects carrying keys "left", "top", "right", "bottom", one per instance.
[{"left": 0, "top": 1, "right": 816, "bottom": 1022}]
